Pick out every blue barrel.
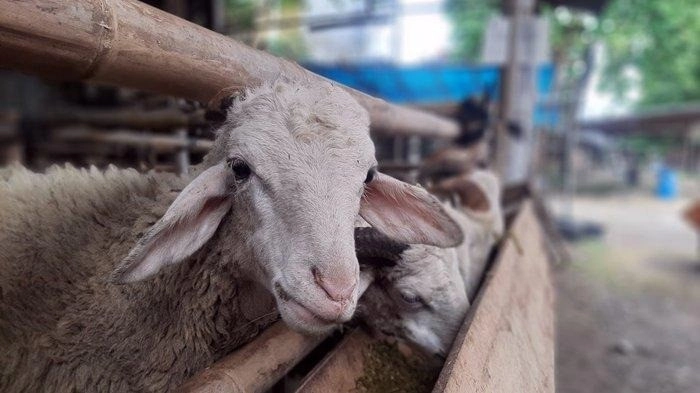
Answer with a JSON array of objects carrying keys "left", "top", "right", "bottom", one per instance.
[{"left": 656, "top": 167, "right": 678, "bottom": 199}]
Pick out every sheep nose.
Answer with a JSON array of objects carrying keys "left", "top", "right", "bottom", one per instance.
[{"left": 312, "top": 266, "right": 357, "bottom": 302}]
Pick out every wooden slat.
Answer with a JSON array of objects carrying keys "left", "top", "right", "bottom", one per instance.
[
  {"left": 38, "top": 108, "right": 208, "bottom": 130},
  {"left": 175, "top": 321, "right": 325, "bottom": 393},
  {"left": 433, "top": 201, "right": 554, "bottom": 392},
  {"left": 53, "top": 127, "right": 214, "bottom": 153},
  {"left": 294, "top": 329, "right": 375, "bottom": 392},
  {"left": 0, "top": 0, "right": 459, "bottom": 138}
]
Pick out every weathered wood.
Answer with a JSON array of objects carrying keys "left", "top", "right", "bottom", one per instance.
[
  {"left": 294, "top": 329, "right": 374, "bottom": 393},
  {"left": 38, "top": 108, "right": 208, "bottom": 130},
  {"left": 53, "top": 127, "right": 214, "bottom": 153},
  {"left": 175, "top": 321, "right": 325, "bottom": 393},
  {"left": 0, "top": 110, "right": 23, "bottom": 165},
  {"left": 495, "top": 0, "right": 539, "bottom": 184},
  {"left": 433, "top": 201, "right": 554, "bottom": 393},
  {"left": 0, "top": 0, "right": 459, "bottom": 138}
]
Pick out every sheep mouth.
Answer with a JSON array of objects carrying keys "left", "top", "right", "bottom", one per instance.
[{"left": 274, "top": 282, "right": 337, "bottom": 325}]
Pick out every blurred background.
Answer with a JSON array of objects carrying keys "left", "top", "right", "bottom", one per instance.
[{"left": 0, "top": 1, "right": 698, "bottom": 392}]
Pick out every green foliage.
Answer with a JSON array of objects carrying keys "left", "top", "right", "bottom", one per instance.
[
  {"left": 280, "top": 0, "right": 303, "bottom": 9},
  {"left": 598, "top": 0, "right": 700, "bottom": 108},
  {"left": 225, "top": 0, "right": 256, "bottom": 33},
  {"left": 542, "top": 6, "right": 598, "bottom": 87},
  {"left": 265, "top": 33, "right": 309, "bottom": 60},
  {"left": 445, "top": 0, "right": 499, "bottom": 61},
  {"left": 447, "top": 0, "right": 700, "bottom": 109}
]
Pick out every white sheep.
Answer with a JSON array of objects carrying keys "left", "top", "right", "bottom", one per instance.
[
  {"left": 0, "top": 80, "right": 463, "bottom": 392},
  {"left": 355, "top": 170, "right": 503, "bottom": 358}
]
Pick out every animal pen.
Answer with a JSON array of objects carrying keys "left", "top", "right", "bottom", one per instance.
[{"left": 0, "top": 0, "right": 554, "bottom": 392}]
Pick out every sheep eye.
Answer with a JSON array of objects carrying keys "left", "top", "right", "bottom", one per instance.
[
  {"left": 228, "top": 158, "right": 251, "bottom": 181},
  {"left": 364, "top": 167, "right": 376, "bottom": 184},
  {"left": 400, "top": 293, "right": 423, "bottom": 307}
]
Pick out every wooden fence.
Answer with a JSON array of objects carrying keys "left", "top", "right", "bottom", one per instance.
[{"left": 0, "top": 1, "right": 554, "bottom": 391}]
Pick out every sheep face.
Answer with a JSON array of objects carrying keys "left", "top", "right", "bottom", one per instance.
[
  {"left": 359, "top": 246, "right": 469, "bottom": 358},
  {"left": 214, "top": 81, "right": 377, "bottom": 334},
  {"left": 111, "top": 80, "right": 464, "bottom": 335},
  {"left": 357, "top": 169, "right": 504, "bottom": 356}
]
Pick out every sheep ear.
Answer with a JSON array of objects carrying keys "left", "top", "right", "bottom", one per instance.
[
  {"left": 436, "top": 175, "right": 491, "bottom": 213},
  {"left": 360, "top": 172, "right": 463, "bottom": 248},
  {"left": 111, "top": 164, "right": 233, "bottom": 283},
  {"left": 436, "top": 171, "right": 502, "bottom": 216}
]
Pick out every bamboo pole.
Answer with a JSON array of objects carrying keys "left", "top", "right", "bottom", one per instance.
[
  {"left": 175, "top": 321, "right": 325, "bottom": 393},
  {"left": 0, "top": 0, "right": 459, "bottom": 138},
  {"left": 37, "top": 108, "right": 208, "bottom": 130},
  {"left": 53, "top": 127, "right": 214, "bottom": 153}
]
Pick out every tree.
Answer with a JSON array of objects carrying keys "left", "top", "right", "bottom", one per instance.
[
  {"left": 598, "top": 0, "right": 700, "bottom": 108},
  {"left": 446, "top": 0, "right": 700, "bottom": 109},
  {"left": 445, "top": 0, "right": 499, "bottom": 62}
]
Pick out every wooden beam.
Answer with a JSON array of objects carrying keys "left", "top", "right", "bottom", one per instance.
[
  {"left": 0, "top": 0, "right": 459, "bottom": 138},
  {"left": 53, "top": 127, "right": 214, "bottom": 153},
  {"left": 175, "top": 321, "right": 325, "bottom": 393},
  {"left": 294, "top": 329, "right": 374, "bottom": 393},
  {"left": 433, "top": 201, "right": 554, "bottom": 392},
  {"left": 37, "top": 108, "right": 208, "bottom": 130}
]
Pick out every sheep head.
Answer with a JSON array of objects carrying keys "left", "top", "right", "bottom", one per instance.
[
  {"left": 355, "top": 227, "right": 468, "bottom": 358},
  {"left": 354, "top": 170, "right": 504, "bottom": 357},
  {"left": 110, "top": 80, "right": 463, "bottom": 335}
]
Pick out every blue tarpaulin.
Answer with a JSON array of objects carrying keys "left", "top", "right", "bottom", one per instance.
[{"left": 304, "top": 63, "right": 558, "bottom": 127}]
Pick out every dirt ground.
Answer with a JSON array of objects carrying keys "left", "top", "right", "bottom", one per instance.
[{"left": 551, "top": 194, "right": 700, "bottom": 393}]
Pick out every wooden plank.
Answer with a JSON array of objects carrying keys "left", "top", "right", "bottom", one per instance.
[
  {"left": 0, "top": 0, "right": 459, "bottom": 138},
  {"left": 38, "top": 108, "right": 208, "bottom": 130},
  {"left": 53, "top": 127, "right": 214, "bottom": 153},
  {"left": 175, "top": 321, "right": 325, "bottom": 393},
  {"left": 294, "top": 329, "right": 375, "bottom": 393},
  {"left": 433, "top": 201, "right": 554, "bottom": 393}
]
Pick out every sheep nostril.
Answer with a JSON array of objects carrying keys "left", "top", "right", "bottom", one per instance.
[{"left": 312, "top": 266, "right": 356, "bottom": 302}]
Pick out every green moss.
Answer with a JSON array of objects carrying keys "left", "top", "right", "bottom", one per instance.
[{"left": 355, "top": 342, "right": 439, "bottom": 393}]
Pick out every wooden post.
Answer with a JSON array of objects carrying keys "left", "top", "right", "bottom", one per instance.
[
  {"left": 0, "top": 110, "right": 23, "bottom": 165},
  {"left": 0, "top": 0, "right": 459, "bottom": 138},
  {"left": 175, "top": 128, "right": 190, "bottom": 175},
  {"left": 495, "top": 0, "right": 538, "bottom": 184}
]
